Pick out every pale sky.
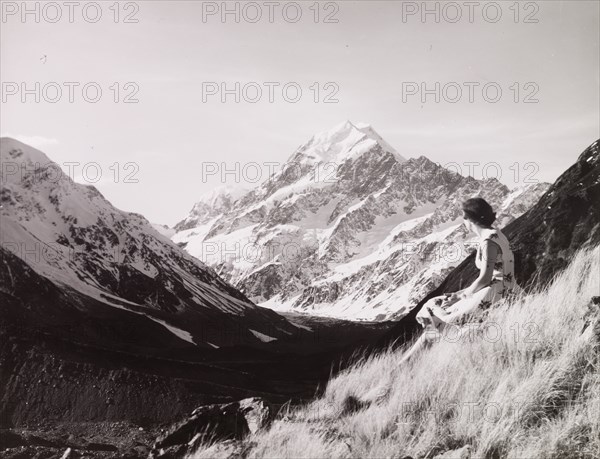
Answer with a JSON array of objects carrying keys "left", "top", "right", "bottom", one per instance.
[{"left": 1, "top": 1, "right": 598, "bottom": 226}]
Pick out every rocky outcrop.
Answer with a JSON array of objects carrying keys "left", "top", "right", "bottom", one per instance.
[
  {"left": 581, "top": 296, "right": 600, "bottom": 342},
  {"left": 174, "top": 185, "right": 249, "bottom": 232},
  {"left": 433, "top": 445, "right": 472, "bottom": 459},
  {"left": 150, "top": 397, "right": 273, "bottom": 458}
]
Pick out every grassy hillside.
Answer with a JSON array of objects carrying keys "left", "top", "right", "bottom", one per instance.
[{"left": 189, "top": 245, "right": 600, "bottom": 459}]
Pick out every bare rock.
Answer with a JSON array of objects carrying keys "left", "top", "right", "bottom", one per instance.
[
  {"left": 433, "top": 444, "right": 471, "bottom": 459},
  {"left": 150, "top": 397, "right": 272, "bottom": 458}
]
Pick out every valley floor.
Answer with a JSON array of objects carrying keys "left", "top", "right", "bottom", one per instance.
[{"left": 0, "top": 311, "right": 393, "bottom": 458}]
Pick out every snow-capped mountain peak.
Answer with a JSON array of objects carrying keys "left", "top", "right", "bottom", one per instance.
[
  {"left": 174, "top": 184, "right": 250, "bottom": 232},
  {"left": 354, "top": 122, "right": 404, "bottom": 161},
  {"left": 1, "top": 137, "right": 53, "bottom": 167},
  {"left": 196, "top": 184, "right": 250, "bottom": 207},
  {"left": 293, "top": 120, "right": 405, "bottom": 165},
  {"left": 172, "top": 124, "right": 550, "bottom": 321}
]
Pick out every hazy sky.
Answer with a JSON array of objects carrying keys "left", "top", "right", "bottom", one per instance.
[{"left": 2, "top": 1, "right": 598, "bottom": 226}]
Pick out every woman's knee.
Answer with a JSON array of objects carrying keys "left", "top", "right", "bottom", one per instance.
[
  {"left": 423, "top": 296, "right": 443, "bottom": 310},
  {"left": 421, "top": 327, "right": 441, "bottom": 344}
]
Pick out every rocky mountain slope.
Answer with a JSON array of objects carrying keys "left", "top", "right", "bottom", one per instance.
[
  {"left": 0, "top": 137, "right": 308, "bottom": 350},
  {"left": 376, "top": 138, "right": 600, "bottom": 350},
  {"left": 175, "top": 185, "right": 250, "bottom": 233},
  {"left": 173, "top": 121, "right": 550, "bottom": 321},
  {"left": 151, "top": 222, "right": 176, "bottom": 238}
]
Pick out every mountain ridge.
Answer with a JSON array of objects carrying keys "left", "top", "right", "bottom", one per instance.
[
  {"left": 172, "top": 122, "right": 550, "bottom": 321},
  {"left": 0, "top": 137, "right": 305, "bottom": 349}
]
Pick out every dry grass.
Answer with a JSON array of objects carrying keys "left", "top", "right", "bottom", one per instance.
[{"left": 189, "top": 246, "right": 600, "bottom": 459}]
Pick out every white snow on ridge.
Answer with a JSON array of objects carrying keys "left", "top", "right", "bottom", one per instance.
[
  {"left": 151, "top": 223, "right": 176, "bottom": 239},
  {"left": 172, "top": 215, "right": 222, "bottom": 247},
  {"left": 355, "top": 122, "right": 406, "bottom": 162},
  {"left": 146, "top": 316, "right": 195, "bottom": 344},
  {"left": 249, "top": 329, "right": 278, "bottom": 342},
  {"left": 195, "top": 184, "right": 250, "bottom": 207},
  {"left": 378, "top": 212, "right": 433, "bottom": 248},
  {"left": 299, "top": 120, "right": 405, "bottom": 165},
  {"left": 500, "top": 186, "right": 528, "bottom": 210},
  {"left": 319, "top": 220, "right": 462, "bottom": 285}
]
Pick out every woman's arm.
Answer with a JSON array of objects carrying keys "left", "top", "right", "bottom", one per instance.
[
  {"left": 460, "top": 239, "right": 498, "bottom": 297},
  {"left": 442, "top": 241, "right": 499, "bottom": 320},
  {"left": 442, "top": 240, "right": 499, "bottom": 306}
]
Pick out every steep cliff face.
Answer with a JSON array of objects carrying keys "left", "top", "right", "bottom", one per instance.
[
  {"left": 174, "top": 185, "right": 249, "bottom": 233},
  {"left": 502, "top": 139, "right": 600, "bottom": 285},
  {"left": 173, "top": 121, "right": 549, "bottom": 321},
  {"left": 377, "top": 139, "right": 600, "bottom": 349}
]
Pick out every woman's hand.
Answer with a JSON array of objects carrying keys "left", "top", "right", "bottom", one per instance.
[
  {"left": 426, "top": 307, "right": 449, "bottom": 332},
  {"left": 440, "top": 292, "right": 461, "bottom": 309},
  {"left": 447, "top": 292, "right": 462, "bottom": 302}
]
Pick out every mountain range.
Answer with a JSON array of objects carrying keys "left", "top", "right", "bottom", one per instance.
[
  {"left": 172, "top": 121, "right": 550, "bottom": 321},
  {"left": 0, "top": 137, "right": 312, "bottom": 351}
]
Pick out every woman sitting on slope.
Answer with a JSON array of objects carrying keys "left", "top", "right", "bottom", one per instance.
[{"left": 399, "top": 197, "right": 521, "bottom": 364}]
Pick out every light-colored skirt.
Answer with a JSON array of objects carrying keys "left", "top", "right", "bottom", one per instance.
[{"left": 416, "top": 280, "right": 519, "bottom": 328}]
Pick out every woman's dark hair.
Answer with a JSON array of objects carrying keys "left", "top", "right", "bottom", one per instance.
[{"left": 462, "top": 197, "right": 496, "bottom": 227}]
